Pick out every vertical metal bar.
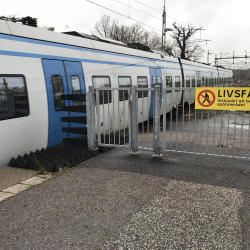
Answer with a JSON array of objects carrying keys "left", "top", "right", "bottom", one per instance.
[
  {"left": 96, "top": 89, "right": 101, "bottom": 146},
  {"left": 163, "top": 89, "right": 166, "bottom": 151},
  {"left": 240, "top": 112, "right": 244, "bottom": 157},
  {"left": 182, "top": 91, "right": 184, "bottom": 152},
  {"left": 219, "top": 111, "right": 223, "bottom": 155},
  {"left": 207, "top": 110, "right": 209, "bottom": 154},
  {"left": 142, "top": 90, "right": 144, "bottom": 148},
  {"left": 113, "top": 90, "right": 115, "bottom": 145},
  {"left": 136, "top": 88, "right": 139, "bottom": 149},
  {"left": 213, "top": 111, "right": 216, "bottom": 155},
  {"left": 247, "top": 114, "right": 250, "bottom": 159},
  {"left": 108, "top": 90, "right": 110, "bottom": 145},
  {"left": 170, "top": 90, "right": 173, "bottom": 150},
  {"left": 123, "top": 90, "right": 125, "bottom": 146},
  {"left": 153, "top": 87, "right": 155, "bottom": 149},
  {"left": 201, "top": 109, "right": 203, "bottom": 153},
  {"left": 194, "top": 108, "right": 197, "bottom": 153},
  {"left": 131, "top": 85, "right": 138, "bottom": 154},
  {"left": 188, "top": 90, "right": 191, "bottom": 152},
  {"left": 86, "top": 86, "right": 96, "bottom": 149},
  {"left": 147, "top": 89, "right": 149, "bottom": 148},
  {"left": 176, "top": 91, "right": 178, "bottom": 150},
  {"left": 118, "top": 90, "right": 120, "bottom": 146},
  {"left": 128, "top": 88, "right": 131, "bottom": 148},
  {"left": 153, "top": 85, "right": 161, "bottom": 158},
  {"left": 103, "top": 90, "right": 105, "bottom": 144},
  {"left": 233, "top": 111, "right": 237, "bottom": 157},
  {"left": 226, "top": 111, "right": 230, "bottom": 156}
]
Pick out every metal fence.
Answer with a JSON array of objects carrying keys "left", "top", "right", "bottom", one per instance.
[{"left": 87, "top": 86, "right": 250, "bottom": 161}]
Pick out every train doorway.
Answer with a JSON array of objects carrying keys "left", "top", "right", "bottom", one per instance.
[
  {"left": 149, "top": 68, "right": 162, "bottom": 116},
  {"left": 42, "top": 59, "right": 86, "bottom": 147}
]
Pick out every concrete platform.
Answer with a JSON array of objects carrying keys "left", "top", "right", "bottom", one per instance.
[
  {"left": 0, "top": 167, "right": 37, "bottom": 191},
  {"left": 0, "top": 148, "right": 250, "bottom": 249}
]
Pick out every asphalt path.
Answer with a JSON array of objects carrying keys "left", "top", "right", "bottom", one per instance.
[{"left": 0, "top": 148, "right": 250, "bottom": 249}]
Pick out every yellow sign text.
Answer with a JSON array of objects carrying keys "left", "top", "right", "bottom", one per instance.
[{"left": 195, "top": 87, "right": 250, "bottom": 111}]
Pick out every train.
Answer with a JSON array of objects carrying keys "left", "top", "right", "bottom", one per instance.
[{"left": 0, "top": 19, "right": 233, "bottom": 169}]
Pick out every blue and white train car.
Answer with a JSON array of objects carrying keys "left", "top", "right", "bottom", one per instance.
[{"left": 0, "top": 20, "right": 233, "bottom": 169}]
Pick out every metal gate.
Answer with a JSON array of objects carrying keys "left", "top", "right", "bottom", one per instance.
[{"left": 87, "top": 86, "right": 250, "bottom": 161}]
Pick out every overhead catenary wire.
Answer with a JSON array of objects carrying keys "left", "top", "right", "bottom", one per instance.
[
  {"left": 114, "top": 0, "right": 175, "bottom": 26},
  {"left": 202, "top": 32, "right": 225, "bottom": 54},
  {"left": 114, "top": 0, "right": 161, "bottom": 21},
  {"left": 201, "top": 31, "right": 226, "bottom": 52},
  {"left": 86, "top": 0, "right": 162, "bottom": 33},
  {"left": 134, "top": 0, "right": 229, "bottom": 58},
  {"left": 87, "top": 0, "right": 232, "bottom": 66},
  {"left": 134, "top": 0, "right": 186, "bottom": 24}
]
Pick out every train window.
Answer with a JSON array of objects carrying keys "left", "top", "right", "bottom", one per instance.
[
  {"left": 186, "top": 76, "right": 190, "bottom": 87},
  {"left": 137, "top": 76, "right": 148, "bottom": 98},
  {"left": 201, "top": 77, "right": 204, "bottom": 86},
  {"left": 152, "top": 76, "right": 156, "bottom": 86},
  {"left": 192, "top": 76, "right": 195, "bottom": 87},
  {"left": 157, "top": 76, "right": 161, "bottom": 85},
  {"left": 166, "top": 76, "right": 172, "bottom": 88},
  {"left": 92, "top": 76, "right": 111, "bottom": 104},
  {"left": 205, "top": 78, "right": 208, "bottom": 87},
  {"left": 118, "top": 77, "right": 131, "bottom": 101},
  {"left": 208, "top": 78, "right": 211, "bottom": 86},
  {"left": 0, "top": 75, "right": 29, "bottom": 120},
  {"left": 175, "top": 76, "right": 181, "bottom": 92},
  {"left": 166, "top": 76, "right": 172, "bottom": 93},
  {"left": 52, "top": 75, "right": 65, "bottom": 111},
  {"left": 71, "top": 75, "right": 81, "bottom": 106}
]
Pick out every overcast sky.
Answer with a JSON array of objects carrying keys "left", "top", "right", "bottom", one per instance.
[{"left": 1, "top": 0, "right": 250, "bottom": 67}]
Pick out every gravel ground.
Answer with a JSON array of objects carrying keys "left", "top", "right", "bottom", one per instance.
[{"left": 0, "top": 148, "right": 250, "bottom": 249}]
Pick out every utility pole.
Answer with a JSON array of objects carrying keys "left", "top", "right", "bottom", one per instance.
[
  {"left": 162, "top": 0, "right": 166, "bottom": 50},
  {"left": 207, "top": 50, "right": 212, "bottom": 64}
]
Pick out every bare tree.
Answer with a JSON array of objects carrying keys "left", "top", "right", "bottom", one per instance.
[
  {"left": 165, "top": 22, "right": 204, "bottom": 61},
  {"left": 92, "top": 14, "right": 112, "bottom": 38},
  {"left": 146, "top": 30, "right": 162, "bottom": 49},
  {"left": 91, "top": 15, "right": 162, "bottom": 48},
  {"left": 41, "top": 26, "right": 55, "bottom": 31},
  {"left": 91, "top": 15, "right": 203, "bottom": 60}
]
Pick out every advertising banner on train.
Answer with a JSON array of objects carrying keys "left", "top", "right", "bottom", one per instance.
[{"left": 195, "top": 87, "right": 250, "bottom": 111}]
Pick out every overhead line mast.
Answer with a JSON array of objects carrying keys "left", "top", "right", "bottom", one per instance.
[{"left": 162, "top": 0, "right": 166, "bottom": 50}]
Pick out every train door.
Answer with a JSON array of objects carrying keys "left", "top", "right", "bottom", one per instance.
[
  {"left": 196, "top": 71, "right": 201, "bottom": 87},
  {"left": 210, "top": 72, "right": 214, "bottom": 86},
  {"left": 222, "top": 73, "right": 225, "bottom": 86},
  {"left": 42, "top": 59, "right": 86, "bottom": 147},
  {"left": 149, "top": 68, "right": 162, "bottom": 116}
]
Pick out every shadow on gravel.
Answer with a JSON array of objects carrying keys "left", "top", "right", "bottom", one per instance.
[
  {"left": 1, "top": 147, "right": 250, "bottom": 249},
  {"left": 82, "top": 148, "right": 250, "bottom": 249}
]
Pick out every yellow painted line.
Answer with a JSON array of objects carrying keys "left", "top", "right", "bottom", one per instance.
[{"left": 0, "top": 173, "right": 56, "bottom": 203}]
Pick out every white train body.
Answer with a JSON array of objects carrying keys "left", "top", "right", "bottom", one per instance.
[{"left": 0, "top": 20, "right": 233, "bottom": 169}]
